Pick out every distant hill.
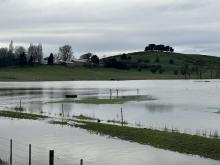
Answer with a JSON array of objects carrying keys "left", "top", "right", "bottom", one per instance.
[{"left": 102, "top": 51, "right": 220, "bottom": 79}]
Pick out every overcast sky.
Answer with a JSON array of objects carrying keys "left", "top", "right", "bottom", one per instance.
[{"left": 0, "top": 0, "right": 220, "bottom": 57}]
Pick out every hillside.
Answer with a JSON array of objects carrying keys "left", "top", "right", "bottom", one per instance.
[{"left": 103, "top": 51, "right": 220, "bottom": 79}]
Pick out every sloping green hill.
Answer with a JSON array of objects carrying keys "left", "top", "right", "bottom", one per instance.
[{"left": 103, "top": 51, "right": 220, "bottom": 79}]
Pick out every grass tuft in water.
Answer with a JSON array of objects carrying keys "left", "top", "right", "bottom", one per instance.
[
  {"left": 73, "top": 114, "right": 99, "bottom": 121},
  {"left": 107, "top": 119, "right": 128, "bottom": 125},
  {"left": 48, "top": 120, "right": 70, "bottom": 126},
  {"left": 51, "top": 95, "right": 155, "bottom": 105}
]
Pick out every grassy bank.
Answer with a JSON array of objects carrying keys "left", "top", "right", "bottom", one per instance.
[
  {"left": 0, "top": 111, "right": 48, "bottom": 120},
  {"left": 76, "top": 121, "right": 220, "bottom": 161}
]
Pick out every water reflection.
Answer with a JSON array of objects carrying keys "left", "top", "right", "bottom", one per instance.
[{"left": 144, "top": 102, "right": 173, "bottom": 113}]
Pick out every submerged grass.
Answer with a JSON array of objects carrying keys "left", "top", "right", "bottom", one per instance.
[
  {"left": 0, "top": 111, "right": 48, "bottom": 120},
  {"left": 73, "top": 114, "right": 98, "bottom": 120},
  {"left": 107, "top": 119, "right": 128, "bottom": 125},
  {"left": 75, "top": 121, "right": 220, "bottom": 161},
  {"left": 51, "top": 95, "right": 155, "bottom": 105},
  {"left": 48, "top": 120, "right": 70, "bottom": 126}
]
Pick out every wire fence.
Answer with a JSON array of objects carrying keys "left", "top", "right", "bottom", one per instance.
[{"left": 0, "top": 137, "right": 84, "bottom": 165}]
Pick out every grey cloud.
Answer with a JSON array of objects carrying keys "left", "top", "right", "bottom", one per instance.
[{"left": 0, "top": 0, "right": 219, "bottom": 57}]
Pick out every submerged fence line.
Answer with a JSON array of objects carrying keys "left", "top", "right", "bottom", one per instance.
[{"left": 0, "top": 136, "right": 85, "bottom": 165}]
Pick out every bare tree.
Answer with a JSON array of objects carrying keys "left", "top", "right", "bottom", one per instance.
[
  {"left": 9, "top": 40, "right": 14, "bottom": 53},
  {"left": 15, "top": 46, "right": 26, "bottom": 58},
  {"left": 37, "top": 44, "right": 43, "bottom": 63},
  {"left": 27, "top": 43, "right": 43, "bottom": 63},
  {"left": 58, "top": 45, "right": 73, "bottom": 62}
]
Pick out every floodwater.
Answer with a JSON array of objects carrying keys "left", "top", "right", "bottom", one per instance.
[{"left": 0, "top": 80, "right": 220, "bottom": 164}]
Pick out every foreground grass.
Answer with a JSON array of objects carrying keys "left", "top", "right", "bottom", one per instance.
[
  {"left": 76, "top": 121, "right": 220, "bottom": 161},
  {"left": 52, "top": 95, "right": 154, "bottom": 104},
  {"left": 0, "top": 111, "right": 48, "bottom": 120}
]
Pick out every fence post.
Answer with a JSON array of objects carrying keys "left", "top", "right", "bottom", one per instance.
[
  {"left": 62, "top": 104, "right": 64, "bottom": 126},
  {"left": 20, "top": 99, "right": 21, "bottom": 111},
  {"left": 62, "top": 104, "right": 64, "bottom": 118},
  {"left": 49, "top": 150, "right": 54, "bottom": 165},
  {"left": 29, "top": 144, "right": 31, "bottom": 165},
  {"left": 121, "top": 107, "right": 124, "bottom": 127},
  {"left": 10, "top": 139, "right": 12, "bottom": 165},
  {"left": 80, "top": 159, "right": 83, "bottom": 165},
  {"left": 110, "top": 89, "right": 112, "bottom": 99}
]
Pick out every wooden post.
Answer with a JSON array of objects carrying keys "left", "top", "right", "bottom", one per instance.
[
  {"left": 110, "top": 89, "right": 112, "bottom": 99},
  {"left": 80, "top": 159, "right": 83, "bottom": 165},
  {"left": 62, "top": 104, "right": 64, "bottom": 117},
  {"left": 29, "top": 144, "right": 31, "bottom": 165},
  {"left": 49, "top": 150, "right": 54, "bottom": 165},
  {"left": 137, "top": 88, "right": 139, "bottom": 96},
  {"left": 20, "top": 99, "right": 22, "bottom": 111},
  {"left": 121, "top": 107, "right": 124, "bottom": 127},
  {"left": 10, "top": 139, "right": 12, "bottom": 165},
  {"left": 62, "top": 104, "right": 64, "bottom": 126}
]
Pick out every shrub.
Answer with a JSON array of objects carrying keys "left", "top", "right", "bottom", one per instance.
[
  {"left": 144, "top": 58, "right": 150, "bottom": 63},
  {"left": 169, "top": 59, "right": 175, "bottom": 65},
  {"left": 155, "top": 56, "right": 160, "bottom": 63},
  {"left": 120, "top": 54, "right": 127, "bottom": 60},
  {"left": 137, "top": 58, "right": 143, "bottom": 63},
  {"left": 137, "top": 66, "right": 142, "bottom": 72},
  {"left": 159, "top": 68, "right": 164, "bottom": 74},
  {"left": 174, "top": 70, "right": 179, "bottom": 75}
]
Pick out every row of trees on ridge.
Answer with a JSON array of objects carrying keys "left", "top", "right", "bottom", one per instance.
[{"left": 145, "top": 44, "right": 174, "bottom": 52}]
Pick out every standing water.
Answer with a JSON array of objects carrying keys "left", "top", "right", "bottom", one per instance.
[{"left": 0, "top": 80, "right": 219, "bottom": 164}]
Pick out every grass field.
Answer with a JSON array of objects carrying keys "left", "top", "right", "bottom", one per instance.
[
  {"left": 0, "top": 65, "right": 186, "bottom": 81},
  {"left": 0, "top": 51, "right": 219, "bottom": 81}
]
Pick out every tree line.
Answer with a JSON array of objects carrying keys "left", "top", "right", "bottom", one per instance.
[
  {"left": 0, "top": 41, "right": 100, "bottom": 67},
  {"left": 47, "top": 46, "right": 100, "bottom": 65},
  {"left": 0, "top": 41, "right": 43, "bottom": 67}
]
